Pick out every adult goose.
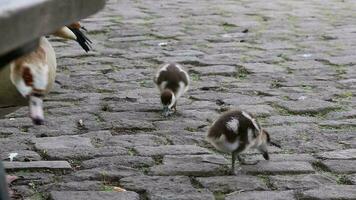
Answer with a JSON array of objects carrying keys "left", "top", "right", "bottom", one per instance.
[{"left": 0, "top": 36, "right": 56, "bottom": 125}]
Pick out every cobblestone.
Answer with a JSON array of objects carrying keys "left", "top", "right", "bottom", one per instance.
[{"left": 2, "top": 0, "right": 356, "bottom": 199}]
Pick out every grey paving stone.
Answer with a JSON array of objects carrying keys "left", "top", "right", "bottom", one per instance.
[
  {"left": 33, "top": 136, "right": 93, "bottom": 150},
  {"left": 317, "top": 149, "right": 356, "bottom": 160},
  {"left": 189, "top": 65, "right": 236, "bottom": 76},
  {"left": 149, "top": 154, "right": 229, "bottom": 176},
  {"left": 269, "top": 174, "right": 336, "bottom": 190},
  {"left": 241, "top": 161, "right": 315, "bottom": 175},
  {"left": 225, "top": 190, "right": 296, "bottom": 200},
  {"left": 299, "top": 185, "right": 356, "bottom": 200},
  {"left": 326, "top": 110, "right": 356, "bottom": 119},
  {"left": 275, "top": 99, "right": 340, "bottom": 114},
  {"left": 120, "top": 175, "right": 214, "bottom": 200},
  {"left": 153, "top": 120, "right": 207, "bottom": 132},
  {"left": 0, "top": 150, "right": 41, "bottom": 161},
  {"left": 43, "top": 146, "right": 128, "bottom": 160},
  {"left": 45, "top": 181, "right": 104, "bottom": 191},
  {"left": 197, "top": 175, "right": 268, "bottom": 193},
  {"left": 3, "top": 0, "right": 356, "bottom": 198},
  {"left": 235, "top": 105, "right": 275, "bottom": 117},
  {"left": 0, "top": 137, "right": 34, "bottom": 154},
  {"left": 243, "top": 63, "right": 286, "bottom": 74},
  {"left": 108, "top": 118, "right": 156, "bottom": 133},
  {"left": 319, "top": 119, "right": 356, "bottom": 128},
  {"left": 50, "top": 191, "right": 140, "bottom": 200},
  {"left": 3, "top": 161, "right": 71, "bottom": 170},
  {"left": 266, "top": 115, "right": 318, "bottom": 126},
  {"left": 323, "top": 160, "right": 356, "bottom": 173},
  {"left": 82, "top": 156, "right": 155, "bottom": 169},
  {"left": 134, "top": 145, "right": 211, "bottom": 156},
  {"left": 105, "top": 134, "right": 168, "bottom": 147},
  {"left": 12, "top": 172, "right": 54, "bottom": 185},
  {"left": 348, "top": 174, "right": 356, "bottom": 185},
  {"left": 246, "top": 153, "right": 316, "bottom": 162},
  {"left": 69, "top": 165, "right": 142, "bottom": 181}
]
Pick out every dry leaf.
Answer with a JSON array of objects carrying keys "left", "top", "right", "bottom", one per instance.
[{"left": 113, "top": 186, "right": 126, "bottom": 192}]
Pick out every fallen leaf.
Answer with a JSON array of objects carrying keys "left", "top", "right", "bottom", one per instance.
[{"left": 113, "top": 186, "right": 126, "bottom": 192}]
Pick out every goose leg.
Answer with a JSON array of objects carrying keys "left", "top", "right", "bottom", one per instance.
[{"left": 230, "top": 151, "right": 236, "bottom": 175}]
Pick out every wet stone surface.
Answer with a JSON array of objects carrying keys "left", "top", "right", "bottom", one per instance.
[{"left": 1, "top": 0, "right": 356, "bottom": 199}]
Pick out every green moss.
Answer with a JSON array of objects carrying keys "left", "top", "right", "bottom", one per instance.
[
  {"left": 149, "top": 33, "right": 178, "bottom": 40},
  {"left": 152, "top": 155, "right": 163, "bottom": 165},
  {"left": 128, "top": 148, "right": 138, "bottom": 156},
  {"left": 185, "top": 127, "right": 197, "bottom": 132},
  {"left": 139, "top": 80, "right": 152, "bottom": 88},
  {"left": 96, "top": 89, "right": 115, "bottom": 93},
  {"left": 214, "top": 192, "right": 225, "bottom": 200},
  {"left": 221, "top": 22, "right": 237, "bottom": 31},
  {"left": 30, "top": 193, "right": 44, "bottom": 200},
  {"left": 111, "top": 16, "right": 124, "bottom": 24},
  {"left": 258, "top": 175, "right": 276, "bottom": 190},
  {"left": 101, "top": 104, "right": 111, "bottom": 112},
  {"left": 101, "top": 185, "right": 116, "bottom": 191},
  {"left": 336, "top": 174, "right": 353, "bottom": 185},
  {"left": 190, "top": 177, "right": 204, "bottom": 188},
  {"left": 337, "top": 91, "right": 353, "bottom": 100},
  {"left": 312, "top": 161, "right": 330, "bottom": 172},
  {"left": 236, "top": 67, "right": 250, "bottom": 79},
  {"left": 277, "top": 53, "right": 292, "bottom": 61},
  {"left": 271, "top": 80, "right": 283, "bottom": 88},
  {"left": 190, "top": 73, "right": 201, "bottom": 81},
  {"left": 300, "top": 84, "right": 313, "bottom": 91}
]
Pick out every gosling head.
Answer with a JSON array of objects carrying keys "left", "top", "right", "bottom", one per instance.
[{"left": 160, "top": 89, "right": 176, "bottom": 117}]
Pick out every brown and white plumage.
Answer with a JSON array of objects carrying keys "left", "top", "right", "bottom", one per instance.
[
  {"left": 0, "top": 37, "right": 56, "bottom": 124},
  {"left": 207, "top": 109, "right": 281, "bottom": 174},
  {"left": 53, "top": 22, "right": 92, "bottom": 52},
  {"left": 154, "top": 63, "right": 189, "bottom": 116}
]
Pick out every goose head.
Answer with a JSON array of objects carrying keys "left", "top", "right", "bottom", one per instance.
[
  {"left": 53, "top": 22, "right": 92, "bottom": 52},
  {"left": 10, "top": 46, "right": 49, "bottom": 125}
]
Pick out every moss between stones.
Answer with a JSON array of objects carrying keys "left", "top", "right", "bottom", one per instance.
[
  {"left": 127, "top": 148, "right": 138, "bottom": 156},
  {"left": 190, "top": 73, "right": 201, "bottom": 81},
  {"left": 236, "top": 67, "right": 250, "bottom": 80},
  {"left": 152, "top": 155, "right": 163, "bottom": 165},
  {"left": 270, "top": 80, "right": 283, "bottom": 88},
  {"left": 29, "top": 192, "right": 45, "bottom": 200},
  {"left": 312, "top": 161, "right": 353, "bottom": 185},
  {"left": 189, "top": 177, "right": 204, "bottom": 189},
  {"left": 221, "top": 22, "right": 238, "bottom": 31},
  {"left": 336, "top": 174, "right": 353, "bottom": 185},
  {"left": 213, "top": 192, "right": 226, "bottom": 200},
  {"left": 258, "top": 175, "right": 277, "bottom": 190},
  {"left": 311, "top": 160, "right": 330, "bottom": 173},
  {"left": 270, "top": 102, "right": 344, "bottom": 118}
]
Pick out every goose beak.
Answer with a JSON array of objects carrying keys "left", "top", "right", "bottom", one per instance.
[
  {"left": 53, "top": 27, "right": 77, "bottom": 40},
  {"left": 29, "top": 95, "right": 44, "bottom": 125}
]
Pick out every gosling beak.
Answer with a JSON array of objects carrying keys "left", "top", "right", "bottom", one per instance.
[
  {"left": 29, "top": 95, "right": 45, "bottom": 125},
  {"left": 162, "top": 106, "right": 171, "bottom": 117}
]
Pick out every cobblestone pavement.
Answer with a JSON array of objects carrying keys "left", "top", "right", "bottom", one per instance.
[{"left": 2, "top": 0, "right": 356, "bottom": 199}]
